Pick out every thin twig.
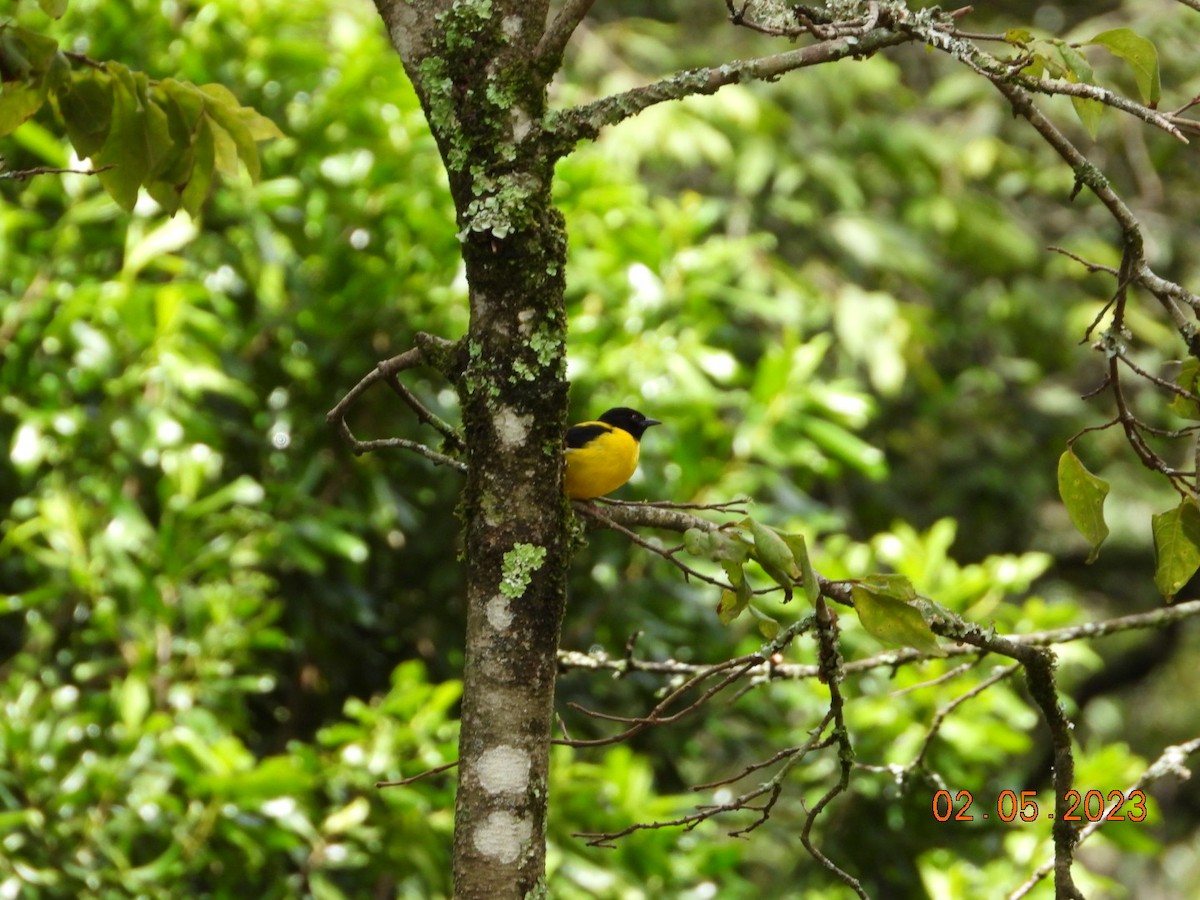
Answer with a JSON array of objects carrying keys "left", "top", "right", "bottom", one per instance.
[
  {"left": 0, "top": 164, "right": 114, "bottom": 181},
  {"left": 376, "top": 759, "right": 459, "bottom": 788}
]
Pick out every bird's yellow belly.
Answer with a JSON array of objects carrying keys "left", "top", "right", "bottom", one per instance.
[{"left": 565, "top": 432, "right": 640, "bottom": 499}]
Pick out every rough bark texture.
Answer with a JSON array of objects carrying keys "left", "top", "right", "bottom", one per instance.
[{"left": 372, "top": 1, "right": 566, "bottom": 896}]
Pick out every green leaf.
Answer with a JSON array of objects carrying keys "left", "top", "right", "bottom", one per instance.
[
  {"left": 0, "top": 26, "right": 60, "bottom": 81},
  {"left": 716, "top": 590, "right": 738, "bottom": 623},
  {"left": 36, "top": 0, "right": 70, "bottom": 17},
  {"left": 1169, "top": 359, "right": 1200, "bottom": 421},
  {"left": 199, "top": 82, "right": 275, "bottom": 180},
  {"left": 747, "top": 604, "right": 781, "bottom": 639},
  {"left": 1005, "top": 29, "right": 1034, "bottom": 46},
  {"left": 1057, "top": 43, "right": 1103, "bottom": 138},
  {"left": 783, "top": 532, "right": 821, "bottom": 605},
  {"left": 747, "top": 518, "right": 797, "bottom": 577},
  {"left": 852, "top": 582, "right": 945, "bottom": 657},
  {"left": 858, "top": 573, "right": 917, "bottom": 603},
  {"left": 0, "top": 82, "right": 47, "bottom": 137},
  {"left": 0, "top": 27, "right": 61, "bottom": 136},
  {"left": 208, "top": 118, "right": 241, "bottom": 177},
  {"left": 1152, "top": 499, "right": 1200, "bottom": 600},
  {"left": 1087, "top": 27, "right": 1161, "bottom": 107},
  {"left": 58, "top": 71, "right": 113, "bottom": 157},
  {"left": 180, "top": 116, "right": 215, "bottom": 216},
  {"left": 94, "top": 66, "right": 154, "bottom": 209},
  {"left": 1057, "top": 449, "right": 1110, "bottom": 563}
]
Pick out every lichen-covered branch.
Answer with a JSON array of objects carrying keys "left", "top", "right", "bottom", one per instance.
[
  {"left": 927, "top": 614, "right": 1084, "bottom": 900},
  {"left": 544, "top": 25, "right": 914, "bottom": 154}
]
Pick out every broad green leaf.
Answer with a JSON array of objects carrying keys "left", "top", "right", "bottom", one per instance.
[
  {"left": 94, "top": 66, "right": 154, "bottom": 209},
  {"left": 747, "top": 604, "right": 781, "bottom": 639},
  {"left": 94, "top": 74, "right": 148, "bottom": 210},
  {"left": 747, "top": 518, "right": 797, "bottom": 577},
  {"left": 209, "top": 118, "right": 240, "bottom": 177},
  {"left": 0, "top": 83, "right": 48, "bottom": 137},
  {"left": 716, "top": 590, "right": 738, "bottom": 623},
  {"left": 1058, "top": 43, "right": 1103, "bottom": 138},
  {"left": 58, "top": 71, "right": 113, "bottom": 157},
  {"left": 1087, "top": 28, "right": 1160, "bottom": 107},
  {"left": 1170, "top": 359, "right": 1200, "bottom": 420},
  {"left": 1152, "top": 499, "right": 1200, "bottom": 600},
  {"left": 720, "top": 559, "right": 745, "bottom": 589},
  {"left": 783, "top": 532, "right": 821, "bottom": 605},
  {"left": 853, "top": 583, "right": 945, "bottom": 656},
  {"left": 180, "top": 116, "right": 215, "bottom": 216},
  {"left": 0, "top": 27, "right": 61, "bottom": 135},
  {"left": 1005, "top": 29, "right": 1034, "bottom": 46},
  {"left": 36, "top": 0, "right": 69, "bottom": 17},
  {"left": 858, "top": 573, "right": 917, "bottom": 603},
  {"left": 1022, "top": 52, "right": 1048, "bottom": 80},
  {"left": 199, "top": 82, "right": 276, "bottom": 180},
  {"left": 1057, "top": 449, "right": 1109, "bottom": 563},
  {"left": 0, "top": 26, "right": 60, "bottom": 81}
]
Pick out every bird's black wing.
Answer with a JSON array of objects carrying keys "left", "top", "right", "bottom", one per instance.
[{"left": 565, "top": 422, "right": 611, "bottom": 449}]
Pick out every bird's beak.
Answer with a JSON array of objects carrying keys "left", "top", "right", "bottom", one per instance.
[{"left": 644, "top": 418, "right": 662, "bottom": 427}]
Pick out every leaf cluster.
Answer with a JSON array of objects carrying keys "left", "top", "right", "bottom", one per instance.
[{"left": 1, "top": 21, "right": 280, "bottom": 212}]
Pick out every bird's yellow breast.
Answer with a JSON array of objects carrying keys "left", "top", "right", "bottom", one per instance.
[{"left": 564, "top": 427, "right": 641, "bottom": 500}]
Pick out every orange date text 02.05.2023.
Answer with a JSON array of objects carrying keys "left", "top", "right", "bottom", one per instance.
[{"left": 932, "top": 789, "right": 1149, "bottom": 823}]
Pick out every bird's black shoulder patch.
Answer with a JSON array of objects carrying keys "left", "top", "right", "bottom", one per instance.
[{"left": 566, "top": 422, "right": 612, "bottom": 449}]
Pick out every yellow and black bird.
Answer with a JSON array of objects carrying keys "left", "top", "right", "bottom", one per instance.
[{"left": 565, "top": 407, "right": 661, "bottom": 500}]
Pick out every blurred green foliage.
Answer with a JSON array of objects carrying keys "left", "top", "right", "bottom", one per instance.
[{"left": 3, "top": 0, "right": 1200, "bottom": 897}]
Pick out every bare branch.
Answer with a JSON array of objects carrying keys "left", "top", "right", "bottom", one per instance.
[
  {"left": 574, "top": 711, "right": 836, "bottom": 846},
  {"left": 909, "top": 663, "right": 1020, "bottom": 770},
  {"left": 326, "top": 335, "right": 468, "bottom": 469},
  {"left": 376, "top": 759, "right": 459, "bottom": 788},
  {"left": 0, "top": 164, "right": 115, "bottom": 181}
]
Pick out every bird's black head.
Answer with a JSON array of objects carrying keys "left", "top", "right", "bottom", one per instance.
[{"left": 598, "top": 407, "right": 661, "bottom": 440}]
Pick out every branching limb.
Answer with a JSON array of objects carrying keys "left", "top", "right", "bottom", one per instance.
[
  {"left": 326, "top": 334, "right": 467, "bottom": 469},
  {"left": 927, "top": 613, "right": 1084, "bottom": 900},
  {"left": 575, "top": 503, "right": 738, "bottom": 591},
  {"left": 908, "top": 663, "right": 1021, "bottom": 771},
  {"left": 1008, "top": 736, "right": 1200, "bottom": 899},
  {"left": 557, "top": 615, "right": 816, "bottom": 748},
  {"left": 574, "top": 712, "right": 836, "bottom": 847},
  {"left": 544, "top": 24, "right": 915, "bottom": 154},
  {"left": 972, "top": 61, "right": 1200, "bottom": 349}
]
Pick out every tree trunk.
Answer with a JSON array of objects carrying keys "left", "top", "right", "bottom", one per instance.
[{"left": 371, "top": 1, "right": 567, "bottom": 896}]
